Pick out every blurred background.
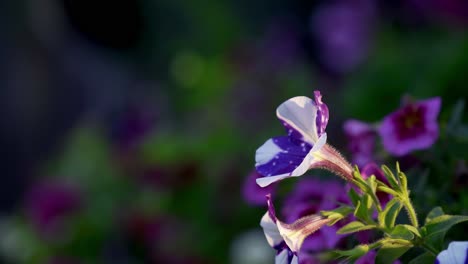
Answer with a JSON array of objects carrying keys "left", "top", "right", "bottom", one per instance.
[{"left": 0, "top": 0, "right": 467, "bottom": 263}]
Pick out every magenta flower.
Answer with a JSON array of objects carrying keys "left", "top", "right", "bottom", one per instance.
[
  {"left": 242, "top": 170, "right": 277, "bottom": 206},
  {"left": 311, "top": 0, "right": 375, "bottom": 74},
  {"left": 255, "top": 91, "right": 353, "bottom": 187},
  {"left": 24, "top": 180, "right": 81, "bottom": 238},
  {"left": 260, "top": 195, "right": 332, "bottom": 264},
  {"left": 343, "top": 119, "right": 377, "bottom": 167},
  {"left": 378, "top": 97, "right": 441, "bottom": 156},
  {"left": 282, "top": 179, "right": 350, "bottom": 252}
]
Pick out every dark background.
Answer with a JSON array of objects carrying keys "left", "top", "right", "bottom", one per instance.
[{"left": 0, "top": 0, "right": 467, "bottom": 263}]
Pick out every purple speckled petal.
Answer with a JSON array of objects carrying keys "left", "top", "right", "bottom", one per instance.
[
  {"left": 314, "top": 91, "right": 329, "bottom": 137},
  {"left": 255, "top": 137, "right": 313, "bottom": 187},
  {"left": 276, "top": 96, "right": 320, "bottom": 144},
  {"left": 378, "top": 96, "right": 441, "bottom": 156}
]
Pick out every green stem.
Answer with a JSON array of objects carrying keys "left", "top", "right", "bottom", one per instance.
[
  {"left": 403, "top": 200, "right": 419, "bottom": 228},
  {"left": 420, "top": 242, "right": 438, "bottom": 256}
]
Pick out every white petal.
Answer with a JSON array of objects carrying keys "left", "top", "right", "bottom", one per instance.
[
  {"left": 310, "top": 133, "right": 327, "bottom": 153},
  {"left": 448, "top": 241, "right": 468, "bottom": 263},
  {"left": 256, "top": 174, "right": 290, "bottom": 187},
  {"left": 290, "top": 255, "right": 298, "bottom": 264},
  {"left": 255, "top": 139, "right": 283, "bottom": 166},
  {"left": 277, "top": 96, "right": 319, "bottom": 144},
  {"left": 260, "top": 212, "right": 283, "bottom": 248},
  {"left": 275, "top": 249, "right": 289, "bottom": 264}
]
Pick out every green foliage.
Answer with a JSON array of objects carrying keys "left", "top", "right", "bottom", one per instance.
[
  {"left": 337, "top": 221, "right": 376, "bottom": 235},
  {"left": 334, "top": 165, "right": 468, "bottom": 263}
]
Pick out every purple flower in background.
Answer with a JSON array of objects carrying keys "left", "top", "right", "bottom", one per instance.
[
  {"left": 311, "top": 0, "right": 375, "bottom": 74},
  {"left": 25, "top": 181, "right": 81, "bottom": 238},
  {"left": 378, "top": 97, "right": 441, "bottom": 156},
  {"left": 343, "top": 119, "right": 377, "bottom": 167},
  {"left": 282, "top": 179, "right": 350, "bottom": 253},
  {"left": 260, "top": 195, "right": 331, "bottom": 264},
  {"left": 110, "top": 104, "right": 156, "bottom": 152},
  {"left": 436, "top": 241, "right": 468, "bottom": 264},
  {"left": 255, "top": 91, "right": 353, "bottom": 187},
  {"left": 242, "top": 171, "right": 277, "bottom": 206}
]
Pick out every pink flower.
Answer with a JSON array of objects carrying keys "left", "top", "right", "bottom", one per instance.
[
  {"left": 378, "top": 97, "right": 441, "bottom": 156},
  {"left": 242, "top": 171, "right": 277, "bottom": 206},
  {"left": 343, "top": 119, "right": 377, "bottom": 167},
  {"left": 25, "top": 180, "right": 81, "bottom": 238}
]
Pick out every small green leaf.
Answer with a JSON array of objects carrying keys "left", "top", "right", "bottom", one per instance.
[
  {"left": 378, "top": 199, "right": 402, "bottom": 229},
  {"left": 401, "top": 224, "right": 421, "bottom": 237},
  {"left": 377, "top": 186, "right": 400, "bottom": 197},
  {"left": 354, "top": 201, "right": 367, "bottom": 221},
  {"left": 398, "top": 172, "right": 408, "bottom": 191},
  {"left": 425, "top": 214, "right": 468, "bottom": 238},
  {"left": 367, "top": 175, "right": 378, "bottom": 195},
  {"left": 334, "top": 244, "right": 370, "bottom": 261},
  {"left": 321, "top": 206, "right": 354, "bottom": 225},
  {"left": 425, "top": 207, "right": 444, "bottom": 225},
  {"left": 363, "top": 193, "right": 373, "bottom": 211},
  {"left": 348, "top": 188, "right": 360, "bottom": 207},
  {"left": 408, "top": 252, "right": 436, "bottom": 264},
  {"left": 389, "top": 225, "right": 414, "bottom": 240},
  {"left": 376, "top": 242, "right": 412, "bottom": 264},
  {"left": 381, "top": 165, "right": 399, "bottom": 190},
  {"left": 337, "top": 221, "right": 376, "bottom": 234}
]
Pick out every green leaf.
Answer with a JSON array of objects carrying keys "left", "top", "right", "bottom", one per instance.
[
  {"left": 378, "top": 186, "right": 400, "bottom": 197},
  {"left": 348, "top": 188, "right": 360, "bottom": 207},
  {"left": 389, "top": 225, "right": 414, "bottom": 240},
  {"left": 367, "top": 175, "right": 378, "bottom": 195},
  {"left": 424, "top": 214, "right": 468, "bottom": 249},
  {"left": 376, "top": 243, "right": 412, "bottom": 264},
  {"left": 334, "top": 244, "right": 370, "bottom": 261},
  {"left": 398, "top": 171, "right": 408, "bottom": 192},
  {"left": 424, "top": 207, "right": 444, "bottom": 225},
  {"left": 425, "top": 214, "right": 468, "bottom": 238},
  {"left": 337, "top": 221, "right": 376, "bottom": 234},
  {"left": 408, "top": 252, "right": 436, "bottom": 264},
  {"left": 321, "top": 206, "right": 354, "bottom": 225},
  {"left": 378, "top": 199, "right": 402, "bottom": 229},
  {"left": 381, "top": 165, "right": 400, "bottom": 190},
  {"left": 401, "top": 224, "right": 421, "bottom": 237},
  {"left": 354, "top": 201, "right": 366, "bottom": 221}
]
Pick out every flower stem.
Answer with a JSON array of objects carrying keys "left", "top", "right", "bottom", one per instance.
[
  {"left": 420, "top": 242, "right": 438, "bottom": 256},
  {"left": 403, "top": 200, "right": 419, "bottom": 228}
]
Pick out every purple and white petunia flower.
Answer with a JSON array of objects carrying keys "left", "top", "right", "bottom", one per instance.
[
  {"left": 435, "top": 241, "right": 468, "bottom": 264},
  {"left": 378, "top": 97, "right": 441, "bottom": 156},
  {"left": 260, "top": 195, "right": 331, "bottom": 264},
  {"left": 255, "top": 91, "right": 353, "bottom": 187}
]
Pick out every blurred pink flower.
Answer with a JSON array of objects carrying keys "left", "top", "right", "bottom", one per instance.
[
  {"left": 343, "top": 119, "right": 377, "bottom": 167},
  {"left": 25, "top": 180, "right": 81, "bottom": 238},
  {"left": 281, "top": 179, "right": 350, "bottom": 252},
  {"left": 378, "top": 97, "right": 441, "bottom": 156},
  {"left": 242, "top": 170, "right": 277, "bottom": 206}
]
